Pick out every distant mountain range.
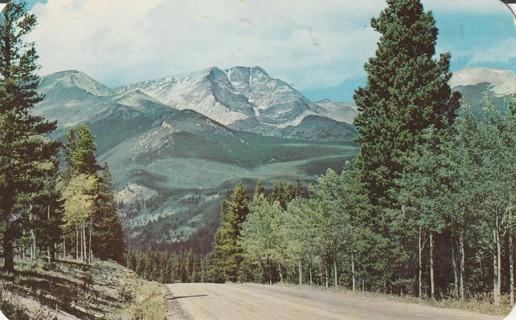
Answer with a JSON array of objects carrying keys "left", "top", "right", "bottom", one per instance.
[
  {"left": 32, "top": 66, "right": 515, "bottom": 253},
  {"left": 449, "top": 67, "right": 516, "bottom": 114},
  {"left": 33, "top": 66, "right": 359, "bottom": 252}
]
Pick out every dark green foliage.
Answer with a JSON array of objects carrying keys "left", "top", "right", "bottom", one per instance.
[
  {"left": 0, "top": 1, "right": 57, "bottom": 271},
  {"left": 208, "top": 197, "right": 244, "bottom": 282},
  {"left": 195, "top": 0, "right": 513, "bottom": 308},
  {"left": 63, "top": 125, "right": 100, "bottom": 178},
  {"left": 92, "top": 162, "right": 126, "bottom": 263},
  {"left": 205, "top": 183, "right": 251, "bottom": 282},
  {"left": 353, "top": 0, "right": 460, "bottom": 208},
  {"left": 269, "top": 181, "right": 297, "bottom": 209},
  {"left": 351, "top": 0, "right": 461, "bottom": 291},
  {"left": 126, "top": 250, "right": 203, "bottom": 284},
  {"left": 253, "top": 180, "right": 265, "bottom": 201},
  {"left": 231, "top": 182, "right": 249, "bottom": 234},
  {"left": 32, "top": 156, "right": 64, "bottom": 262},
  {"left": 62, "top": 125, "right": 125, "bottom": 264}
]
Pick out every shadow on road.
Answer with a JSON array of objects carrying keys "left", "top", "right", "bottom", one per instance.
[{"left": 166, "top": 294, "right": 208, "bottom": 300}]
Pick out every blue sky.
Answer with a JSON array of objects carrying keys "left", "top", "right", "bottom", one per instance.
[{"left": 24, "top": 0, "right": 516, "bottom": 102}]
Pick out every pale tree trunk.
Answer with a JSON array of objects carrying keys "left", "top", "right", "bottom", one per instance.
[
  {"left": 30, "top": 229, "right": 36, "bottom": 261},
  {"left": 75, "top": 226, "right": 79, "bottom": 260},
  {"left": 88, "top": 217, "right": 93, "bottom": 264},
  {"left": 81, "top": 224, "right": 87, "bottom": 262},
  {"left": 429, "top": 231, "right": 435, "bottom": 300},
  {"left": 451, "top": 237, "right": 458, "bottom": 299},
  {"left": 459, "top": 230, "right": 465, "bottom": 301},
  {"left": 278, "top": 263, "right": 283, "bottom": 284},
  {"left": 334, "top": 258, "right": 338, "bottom": 288},
  {"left": 418, "top": 227, "right": 423, "bottom": 301},
  {"left": 298, "top": 258, "right": 303, "bottom": 285},
  {"left": 351, "top": 251, "right": 356, "bottom": 291},
  {"left": 493, "top": 222, "right": 501, "bottom": 306},
  {"left": 325, "top": 265, "right": 329, "bottom": 288}
]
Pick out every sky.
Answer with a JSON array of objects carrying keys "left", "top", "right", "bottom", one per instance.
[{"left": 21, "top": 0, "right": 516, "bottom": 102}]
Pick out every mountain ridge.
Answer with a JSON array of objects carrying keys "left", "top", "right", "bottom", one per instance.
[{"left": 33, "top": 65, "right": 514, "bottom": 253}]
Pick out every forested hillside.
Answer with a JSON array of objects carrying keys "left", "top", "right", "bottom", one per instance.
[
  {"left": 127, "top": 0, "right": 516, "bottom": 313},
  {"left": 1, "top": 0, "right": 514, "bottom": 317}
]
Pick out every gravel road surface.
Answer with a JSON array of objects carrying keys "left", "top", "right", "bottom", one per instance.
[{"left": 165, "top": 283, "right": 505, "bottom": 320}]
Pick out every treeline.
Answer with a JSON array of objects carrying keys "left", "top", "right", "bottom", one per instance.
[
  {"left": 0, "top": 1, "right": 124, "bottom": 272},
  {"left": 205, "top": 98, "right": 514, "bottom": 299},
  {"left": 202, "top": 0, "right": 516, "bottom": 308},
  {"left": 205, "top": 180, "right": 303, "bottom": 283},
  {"left": 125, "top": 180, "right": 305, "bottom": 284},
  {"left": 125, "top": 249, "right": 205, "bottom": 283}
]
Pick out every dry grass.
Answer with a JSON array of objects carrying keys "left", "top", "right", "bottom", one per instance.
[
  {"left": 111, "top": 279, "right": 167, "bottom": 320},
  {"left": 0, "top": 258, "right": 168, "bottom": 320},
  {"left": 281, "top": 284, "right": 512, "bottom": 316}
]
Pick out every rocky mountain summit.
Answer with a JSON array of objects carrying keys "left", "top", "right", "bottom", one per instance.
[
  {"left": 32, "top": 66, "right": 514, "bottom": 253},
  {"left": 34, "top": 66, "right": 358, "bottom": 252}
]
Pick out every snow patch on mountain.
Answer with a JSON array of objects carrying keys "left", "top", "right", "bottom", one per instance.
[
  {"left": 450, "top": 68, "right": 516, "bottom": 96},
  {"left": 115, "top": 66, "right": 323, "bottom": 133},
  {"left": 315, "top": 99, "right": 358, "bottom": 124},
  {"left": 39, "top": 70, "right": 113, "bottom": 97}
]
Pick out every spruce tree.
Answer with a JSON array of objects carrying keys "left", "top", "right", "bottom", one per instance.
[
  {"left": 351, "top": 0, "right": 461, "bottom": 291},
  {"left": 353, "top": 0, "right": 461, "bottom": 208},
  {"left": 62, "top": 126, "right": 125, "bottom": 263},
  {"left": 0, "top": 1, "right": 57, "bottom": 271},
  {"left": 63, "top": 125, "right": 100, "bottom": 178},
  {"left": 231, "top": 182, "right": 249, "bottom": 234},
  {"left": 32, "top": 153, "right": 63, "bottom": 262},
  {"left": 208, "top": 183, "right": 250, "bottom": 282},
  {"left": 253, "top": 180, "right": 265, "bottom": 202},
  {"left": 92, "top": 162, "right": 125, "bottom": 263}
]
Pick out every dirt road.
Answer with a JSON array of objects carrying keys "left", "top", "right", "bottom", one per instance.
[{"left": 165, "top": 283, "right": 505, "bottom": 320}]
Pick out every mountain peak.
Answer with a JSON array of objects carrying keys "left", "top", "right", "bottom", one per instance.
[
  {"left": 225, "top": 66, "right": 269, "bottom": 77},
  {"left": 40, "top": 70, "right": 113, "bottom": 97},
  {"left": 450, "top": 68, "right": 516, "bottom": 96}
]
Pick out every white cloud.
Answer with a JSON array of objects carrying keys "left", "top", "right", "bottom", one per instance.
[
  {"left": 29, "top": 0, "right": 383, "bottom": 90},
  {"left": 28, "top": 0, "right": 513, "bottom": 93}
]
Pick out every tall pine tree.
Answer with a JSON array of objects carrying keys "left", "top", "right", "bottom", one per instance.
[
  {"left": 62, "top": 125, "right": 124, "bottom": 263},
  {"left": 353, "top": 0, "right": 461, "bottom": 209},
  {"left": 0, "top": 1, "right": 57, "bottom": 271},
  {"left": 352, "top": 0, "right": 461, "bottom": 291},
  {"left": 92, "top": 162, "right": 126, "bottom": 263}
]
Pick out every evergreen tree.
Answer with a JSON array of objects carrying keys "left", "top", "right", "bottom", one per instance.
[
  {"left": 253, "top": 180, "right": 265, "bottom": 202},
  {"left": 351, "top": 0, "right": 461, "bottom": 291},
  {"left": 62, "top": 125, "right": 125, "bottom": 264},
  {"left": 353, "top": 0, "right": 460, "bottom": 208},
  {"left": 231, "top": 182, "right": 249, "bottom": 233},
  {"left": 208, "top": 200, "right": 236, "bottom": 282},
  {"left": 63, "top": 125, "right": 99, "bottom": 179},
  {"left": 0, "top": 1, "right": 57, "bottom": 271},
  {"left": 208, "top": 183, "right": 250, "bottom": 282},
  {"left": 269, "top": 181, "right": 295, "bottom": 209},
  {"left": 91, "top": 162, "right": 125, "bottom": 263},
  {"left": 32, "top": 154, "right": 63, "bottom": 262}
]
